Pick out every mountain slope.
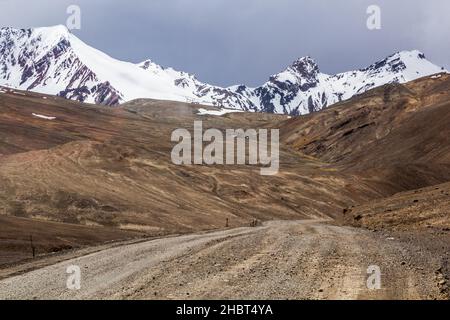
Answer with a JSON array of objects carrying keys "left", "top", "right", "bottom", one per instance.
[
  {"left": 0, "top": 25, "right": 446, "bottom": 114},
  {"left": 1, "top": 73, "right": 450, "bottom": 286},
  {"left": 282, "top": 72, "right": 450, "bottom": 193}
]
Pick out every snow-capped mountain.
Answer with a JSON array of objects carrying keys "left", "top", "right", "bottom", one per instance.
[
  {"left": 248, "top": 52, "right": 447, "bottom": 114},
  {"left": 0, "top": 25, "right": 446, "bottom": 114}
]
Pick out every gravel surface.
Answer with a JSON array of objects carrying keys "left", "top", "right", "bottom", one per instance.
[{"left": 0, "top": 220, "right": 446, "bottom": 300}]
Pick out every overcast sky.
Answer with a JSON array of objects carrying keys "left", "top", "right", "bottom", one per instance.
[{"left": 0, "top": 0, "right": 449, "bottom": 86}]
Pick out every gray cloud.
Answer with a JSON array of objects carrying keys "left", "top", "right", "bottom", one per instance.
[{"left": 0, "top": 0, "right": 449, "bottom": 86}]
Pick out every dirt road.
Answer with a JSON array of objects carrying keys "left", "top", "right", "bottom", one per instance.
[{"left": 0, "top": 220, "right": 445, "bottom": 300}]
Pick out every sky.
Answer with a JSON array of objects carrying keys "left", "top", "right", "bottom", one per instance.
[{"left": 0, "top": 0, "right": 449, "bottom": 87}]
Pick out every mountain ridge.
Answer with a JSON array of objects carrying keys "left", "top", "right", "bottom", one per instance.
[{"left": 0, "top": 25, "right": 446, "bottom": 114}]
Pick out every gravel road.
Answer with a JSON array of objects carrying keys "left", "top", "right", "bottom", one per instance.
[{"left": 0, "top": 220, "right": 445, "bottom": 300}]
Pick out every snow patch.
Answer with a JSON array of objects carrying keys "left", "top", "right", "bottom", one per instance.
[
  {"left": 197, "top": 108, "right": 244, "bottom": 116},
  {"left": 32, "top": 113, "right": 56, "bottom": 120}
]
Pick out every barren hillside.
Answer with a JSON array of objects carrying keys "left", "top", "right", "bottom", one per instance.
[{"left": 0, "top": 74, "right": 449, "bottom": 299}]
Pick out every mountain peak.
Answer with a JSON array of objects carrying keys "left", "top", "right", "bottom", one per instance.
[
  {"left": 386, "top": 50, "right": 427, "bottom": 64},
  {"left": 289, "top": 56, "right": 320, "bottom": 78},
  {"left": 0, "top": 25, "right": 72, "bottom": 52},
  {"left": 359, "top": 49, "right": 445, "bottom": 78},
  {"left": 1, "top": 25, "right": 71, "bottom": 38},
  {"left": 34, "top": 25, "right": 70, "bottom": 33},
  {"left": 33, "top": 25, "right": 72, "bottom": 44}
]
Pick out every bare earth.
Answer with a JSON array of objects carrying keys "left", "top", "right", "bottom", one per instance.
[
  {"left": 0, "top": 220, "right": 446, "bottom": 300},
  {"left": 1, "top": 75, "right": 450, "bottom": 300}
]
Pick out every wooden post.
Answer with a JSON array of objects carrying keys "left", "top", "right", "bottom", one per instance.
[
  {"left": 225, "top": 218, "right": 229, "bottom": 228},
  {"left": 30, "top": 235, "right": 35, "bottom": 258}
]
